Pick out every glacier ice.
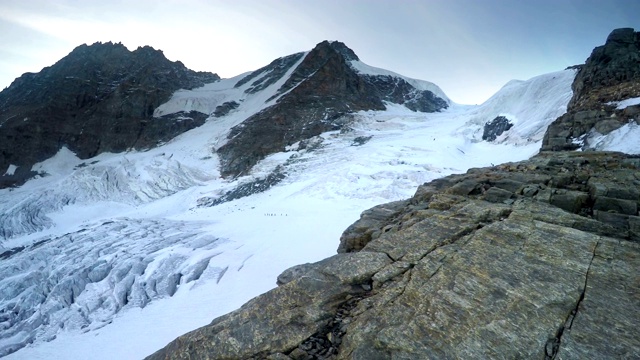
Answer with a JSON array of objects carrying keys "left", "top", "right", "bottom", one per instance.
[{"left": 0, "top": 217, "right": 225, "bottom": 357}]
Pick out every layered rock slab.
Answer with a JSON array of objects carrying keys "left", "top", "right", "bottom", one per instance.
[{"left": 148, "top": 151, "right": 639, "bottom": 359}]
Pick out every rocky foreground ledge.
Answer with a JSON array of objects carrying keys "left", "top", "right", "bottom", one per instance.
[{"left": 148, "top": 151, "right": 639, "bottom": 360}]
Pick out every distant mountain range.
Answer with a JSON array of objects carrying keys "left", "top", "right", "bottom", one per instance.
[{"left": 0, "top": 40, "right": 449, "bottom": 187}]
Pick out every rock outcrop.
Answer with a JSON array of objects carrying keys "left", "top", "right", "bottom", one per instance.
[
  {"left": 542, "top": 28, "right": 640, "bottom": 151},
  {"left": 482, "top": 115, "right": 513, "bottom": 141},
  {"left": 0, "top": 42, "right": 219, "bottom": 188},
  {"left": 217, "top": 41, "right": 448, "bottom": 178},
  {"left": 147, "top": 151, "right": 640, "bottom": 359}
]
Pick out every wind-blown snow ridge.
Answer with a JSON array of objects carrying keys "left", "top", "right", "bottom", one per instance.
[{"left": 153, "top": 52, "right": 309, "bottom": 123}]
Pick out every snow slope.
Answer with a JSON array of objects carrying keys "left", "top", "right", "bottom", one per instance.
[
  {"left": 583, "top": 120, "right": 640, "bottom": 154},
  {"left": 5, "top": 61, "right": 633, "bottom": 359},
  {"left": 350, "top": 60, "right": 451, "bottom": 104},
  {"left": 609, "top": 96, "right": 640, "bottom": 110},
  {"left": 457, "top": 69, "right": 576, "bottom": 144}
]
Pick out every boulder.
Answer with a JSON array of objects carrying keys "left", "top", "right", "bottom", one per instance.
[{"left": 482, "top": 116, "right": 513, "bottom": 141}]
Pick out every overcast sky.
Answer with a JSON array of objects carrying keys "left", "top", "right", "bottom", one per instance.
[{"left": 1, "top": 0, "right": 639, "bottom": 104}]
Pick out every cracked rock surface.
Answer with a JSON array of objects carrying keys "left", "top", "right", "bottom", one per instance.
[{"left": 147, "top": 151, "right": 640, "bottom": 359}]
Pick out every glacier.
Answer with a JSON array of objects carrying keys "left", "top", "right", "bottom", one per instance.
[{"left": 0, "top": 65, "right": 582, "bottom": 359}]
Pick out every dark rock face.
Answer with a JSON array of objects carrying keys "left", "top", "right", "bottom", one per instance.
[
  {"left": 146, "top": 151, "right": 640, "bottom": 359},
  {"left": 217, "top": 41, "right": 448, "bottom": 178},
  {"left": 570, "top": 28, "right": 640, "bottom": 111},
  {"left": 0, "top": 42, "right": 219, "bottom": 187},
  {"left": 542, "top": 28, "right": 640, "bottom": 151},
  {"left": 363, "top": 74, "right": 448, "bottom": 112},
  {"left": 196, "top": 167, "right": 286, "bottom": 207},
  {"left": 212, "top": 101, "right": 240, "bottom": 117},
  {"left": 482, "top": 115, "right": 514, "bottom": 141}
]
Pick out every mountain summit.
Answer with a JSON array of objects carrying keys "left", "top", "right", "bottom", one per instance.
[
  {"left": 0, "top": 42, "right": 219, "bottom": 188},
  {"left": 216, "top": 40, "right": 449, "bottom": 177}
]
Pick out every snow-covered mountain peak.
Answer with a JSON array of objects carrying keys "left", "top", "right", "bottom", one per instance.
[
  {"left": 154, "top": 39, "right": 451, "bottom": 127},
  {"left": 154, "top": 40, "right": 451, "bottom": 178}
]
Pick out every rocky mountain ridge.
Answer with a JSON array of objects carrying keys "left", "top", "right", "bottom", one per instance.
[
  {"left": 0, "top": 39, "right": 450, "bottom": 188},
  {"left": 542, "top": 28, "right": 640, "bottom": 151},
  {"left": 217, "top": 40, "right": 448, "bottom": 177},
  {"left": 148, "top": 29, "right": 640, "bottom": 360},
  {"left": 0, "top": 42, "right": 219, "bottom": 188}
]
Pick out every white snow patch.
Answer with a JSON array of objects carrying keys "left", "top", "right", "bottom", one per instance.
[
  {"left": 608, "top": 96, "right": 640, "bottom": 110},
  {"left": 585, "top": 121, "right": 640, "bottom": 154},
  {"left": 3, "top": 164, "right": 17, "bottom": 176},
  {"left": 30, "top": 147, "right": 82, "bottom": 176},
  {"left": 153, "top": 77, "right": 242, "bottom": 118}
]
